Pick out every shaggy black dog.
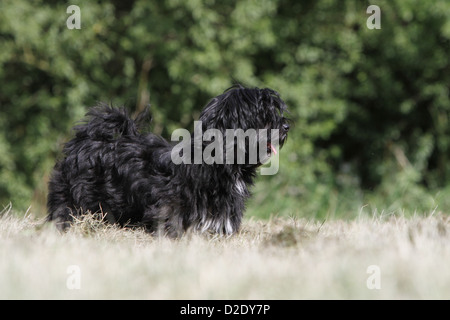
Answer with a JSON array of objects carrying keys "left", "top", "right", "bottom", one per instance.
[{"left": 47, "top": 85, "right": 290, "bottom": 237}]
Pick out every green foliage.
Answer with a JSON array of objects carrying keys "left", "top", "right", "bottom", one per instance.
[
  {"left": 0, "top": 0, "right": 449, "bottom": 217},
  {"left": 249, "top": 0, "right": 450, "bottom": 218}
]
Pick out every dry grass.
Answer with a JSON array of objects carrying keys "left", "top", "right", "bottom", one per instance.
[{"left": 0, "top": 208, "right": 449, "bottom": 299}]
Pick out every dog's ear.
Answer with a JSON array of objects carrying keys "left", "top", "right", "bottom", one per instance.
[
  {"left": 200, "top": 86, "right": 257, "bottom": 132},
  {"left": 199, "top": 96, "right": 230, "bottom": 132}
]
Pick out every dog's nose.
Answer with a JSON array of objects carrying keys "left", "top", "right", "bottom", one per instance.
[{"left": 282, "top": 123, "right": 290, "bottom": 131}]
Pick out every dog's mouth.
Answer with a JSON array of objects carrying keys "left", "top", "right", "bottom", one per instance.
[{"left": 267, "top": 142, "right": 277, "bottom": 156}]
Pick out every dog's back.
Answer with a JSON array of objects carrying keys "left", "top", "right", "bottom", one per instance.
[{"left": 47, "top": 105, "right": 149, "bottom": 229}]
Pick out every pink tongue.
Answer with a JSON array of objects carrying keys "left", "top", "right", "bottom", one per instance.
[{"left": 270, "top": 143, "right": 277, "bottom": 155}]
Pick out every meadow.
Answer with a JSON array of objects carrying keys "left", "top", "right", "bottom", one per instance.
[
  {"left": 1, "top": 0, "right": 449, "bottom": 301},
  {"left": 1, "top": 206, "right": 449, "bottom": 299}
]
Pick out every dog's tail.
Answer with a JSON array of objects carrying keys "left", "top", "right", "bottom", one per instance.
[{"left": 73, "top": 103, "right": 151, "bottom": 140}]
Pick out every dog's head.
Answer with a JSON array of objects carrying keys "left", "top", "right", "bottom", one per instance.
[{"left": 199, "top": 85, "right": 290, "bottom": 167}]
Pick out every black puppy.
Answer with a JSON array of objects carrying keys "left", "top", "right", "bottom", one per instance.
[{"left": 47, "top": 85, "right": 290, "bottom": 237}]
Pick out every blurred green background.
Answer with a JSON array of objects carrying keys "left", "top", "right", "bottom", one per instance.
[{"left": 0, "top": 0, "right": 449, "bottom": 219}]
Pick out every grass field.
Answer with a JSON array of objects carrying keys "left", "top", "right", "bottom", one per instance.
[{"left": 0, "top": 207, "right": 449, "bottom": 299}]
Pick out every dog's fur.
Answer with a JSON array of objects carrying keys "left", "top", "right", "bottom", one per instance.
[{"left": 47, "top": 85, "right": 290, "bottom": 237}]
